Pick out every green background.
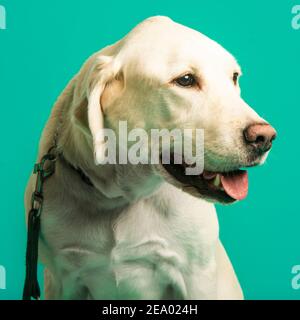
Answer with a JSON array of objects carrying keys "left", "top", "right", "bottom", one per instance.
[{"left": 0, "top": 0, "right": 299, "bottom": 300}]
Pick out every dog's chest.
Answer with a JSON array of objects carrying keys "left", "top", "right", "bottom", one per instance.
[{"left": 42, "top": 185, "right": 219, "bottom": 299}]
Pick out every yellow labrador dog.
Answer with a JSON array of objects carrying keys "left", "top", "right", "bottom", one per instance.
[{"left": 25, "top": 16, "right": 276, "bottom": 299}]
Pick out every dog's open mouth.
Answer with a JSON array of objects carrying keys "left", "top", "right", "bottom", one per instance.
[{"left": 162, "top": 159, "right": 248, "bottom": 203}]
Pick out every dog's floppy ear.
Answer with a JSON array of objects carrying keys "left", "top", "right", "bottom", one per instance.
[{"left": 73, "top": 54, "right": 120, "bottom": 165}]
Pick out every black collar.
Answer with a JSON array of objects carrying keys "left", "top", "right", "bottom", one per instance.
[{"left": 58, "top": 153, "right": 94, "bottom": 187}]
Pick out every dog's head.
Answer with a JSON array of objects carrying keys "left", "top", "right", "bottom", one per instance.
[{"left": 72, "top": 16, "right": 276, "bottom": 203}]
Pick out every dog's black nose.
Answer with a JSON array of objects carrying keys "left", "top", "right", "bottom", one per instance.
[{"left": 243, "top": 123, "right": 276, "bottom": 153}]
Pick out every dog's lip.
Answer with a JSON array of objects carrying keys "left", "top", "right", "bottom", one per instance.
[{"left": 161, "top": 161, "right": 249, "bottom": 203}]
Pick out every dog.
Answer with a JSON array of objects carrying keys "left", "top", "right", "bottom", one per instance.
[{"left": 24, "top": 16, "right": 276, "bottom": 300}]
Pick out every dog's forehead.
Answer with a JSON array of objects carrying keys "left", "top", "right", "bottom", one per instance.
[{"left": 117, "top": 16, "right": 239, "bottom": 78}]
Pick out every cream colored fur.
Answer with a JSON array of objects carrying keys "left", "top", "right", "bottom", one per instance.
[{"left": 24, "top": 16, "right": 269, "bottom": 299}]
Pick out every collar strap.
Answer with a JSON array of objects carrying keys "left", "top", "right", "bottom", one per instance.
[{"left": 58, "top": 153, "right": 94, "bottom": 187}]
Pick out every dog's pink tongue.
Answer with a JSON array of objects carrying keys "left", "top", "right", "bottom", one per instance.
[{"left": 220, "top": 171, "right": 248, "bottom": 200}]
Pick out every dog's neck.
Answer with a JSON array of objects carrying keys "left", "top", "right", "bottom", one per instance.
[
  {"left": 46, "top": 79, "right": 163, "bottom": 204},
  {"left": 60, "top": 115, "right": 164, "bottom": 204}
]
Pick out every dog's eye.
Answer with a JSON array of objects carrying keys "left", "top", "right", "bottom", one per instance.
[
  {"left": 174, "top": 74, "right": 197, "bottom": 88},
  {"left": 233, "top": 72, "right": 239, "bottom": 85}
]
